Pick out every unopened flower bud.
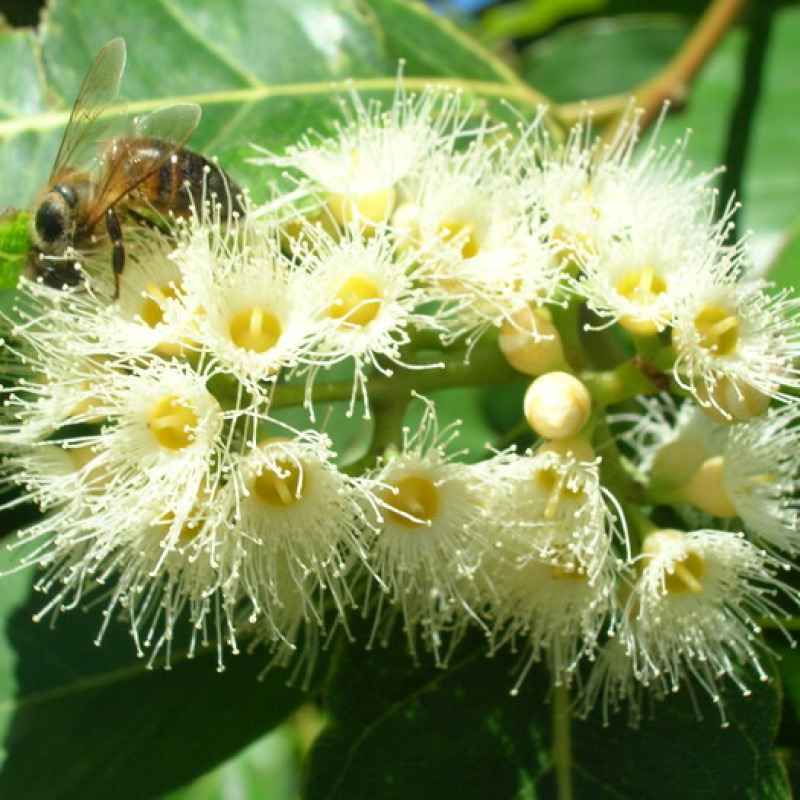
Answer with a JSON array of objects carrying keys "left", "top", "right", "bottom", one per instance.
[
  {"left": 498, "top": 305, "right": 566, "bottom": 376},
  {"left": 390, "top": 200, "right": 422, "bottom": 251},
  {"left": 524, "top": 372, "right": 591, "bottom": 439},
  {"left": 650, "top": 439, "right": 709, "bottom": 491},
  {"left": 681, "top": 455, "right": 736, "bottom": 518},
  {"left": 696, "top": 377, "right": 771, "bottom": 424}
]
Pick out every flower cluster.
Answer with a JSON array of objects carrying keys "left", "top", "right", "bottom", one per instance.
[{"left": 2, "top": 83, "right": 799, "bottom": 723}]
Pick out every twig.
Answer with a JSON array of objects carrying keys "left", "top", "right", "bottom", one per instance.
[{"left": 599, "top": 0, "right": 748, "bottom": 140}]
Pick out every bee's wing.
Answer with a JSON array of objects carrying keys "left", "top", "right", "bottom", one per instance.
[
  {"left": 51, "top": 37, "right": 127, "bottom": 176},
  {"left": 133, "top": 102, "right": 201, "bottom": 144},
  {"left": 83, "top": 102, "right": 202, "bottom": 229}
]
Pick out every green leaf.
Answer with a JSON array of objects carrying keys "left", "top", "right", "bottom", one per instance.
[
  {"left": 305, "top": 623, "right": 789, "bottom": 799},
  {"left": 0, "top": 210, "right": 28, "bottom": 290},
  {"left": 0, "top": 566, "right": 328, "bottom": 800},
  {"left": 765, "top": 214, "right": 800, "bottom": 290},
  {"left": 521, "top": 14, "right": 689, "bottom": 102},
  {"left": 482, "top": 0, "right": 608, "bottom": 40},
  {"left": 365, "top": 0, "right": 521, "bottom": 83},
  {"left": 304, "top": 629, "right": 549, "bottom": 800},
  {"left": 569, "top": 669, "right": 789, "bottom": 800},
  {"left": 162, "top": 725, "right": 304, "bottom": 800}
]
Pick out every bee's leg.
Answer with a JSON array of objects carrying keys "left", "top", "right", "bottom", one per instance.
[{"left": 106, "top": 207, "right": 124, "bottom": 300}]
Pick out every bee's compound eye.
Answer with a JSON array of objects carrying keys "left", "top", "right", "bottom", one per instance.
[
  {"left": 34, "top": 198, "right": 66, "bottom": 245},
  {"left": 34, "top": 184, "right": 77, "bottom": 247}
]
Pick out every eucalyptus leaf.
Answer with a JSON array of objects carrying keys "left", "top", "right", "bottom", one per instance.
[
  {"left": 569, "top": 669, "right": 789, "bottom": 800},
  {"left": 0, "top": 210, "right": 28, "bottom": 291},
  {"left": 521, "top": 14, "right": 689, "bottom": 102},
  {"left": 0, "top": 573, "right": 328, "bottom": 800},
  {"left": 765, "top": 214, "right": 800, "bottom": 288},
  {"left": 162, "top": 726, "right": 303, "bottom": 800},
  {"left": 303, "top": 629, "right": 549, "bottom": 800},
  {"left": 304, "top": 624, "right": 789, "bottom": 799},
  {"left": 481, "top": 0, "right": 608, "bottom": 40}
]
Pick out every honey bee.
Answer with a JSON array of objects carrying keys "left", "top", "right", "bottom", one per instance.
[{"left": 30, "top": 37, "right": 243, "bottom": 298}]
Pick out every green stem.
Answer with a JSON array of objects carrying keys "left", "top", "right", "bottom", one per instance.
[
  {"left": 622, "top": 503, "right": 659, "bottom": 553},
  {"left": 582, "top": 358, "right": 666, "bottom": 407},
  {"left": 404, "top": 327, "right": 451, "bottom": 352},
  {"left": 639, "top": 483, "right": 685, "bottom": 507},
  {"left": 602, "top": 0, "right": 747, "bottom": 140},
  {"left": 270, "top": 342, "right": 522, "bottom": 411},
  {"left": 552, "top": 684, "right": 573, "bottom": 800},
  {"left": 551, "top": 300, "right": 585, "bottom": 372},
  {"left": 758, "top": 616, "right": 800, "bottom": 632},
  {"left": 493, "top": 417, "right": 535, "bottom": 453},
  {"left": 206, "top": 372, "right": 252, "bottom": 412},
  {"left": 343, "top": 395, "right": 409, "bottom": 475},
  {"left": 593, "top": 418, "right": 626, "bottom": 481}
]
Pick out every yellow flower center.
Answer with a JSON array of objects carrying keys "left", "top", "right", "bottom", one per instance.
[
  {"left": 682, "top": 455, "right": 737, "bottom": 518},
  {"left": 148, "top": 394, "right": 201, "bottom": 450},
  {"left": 616, "top": 267, "right": 668, "bottom": 335},
  {"left": 228, "top": 306, "right": 282, "bottom": 353},
  {"left": 642, "top": 530, "right": 706, "bottom": 596},
  {"left": 152, "top": 510, "right": 205, "bottom": 543},
  {"left": 328, "top": 187, "right": 396, "bottom": 229},
  {"left": 533, "top": 465, "right": 584, "bottom": 520},
  {"left": 439, "top": 218, "right": 480, "bottom": 259},
  {"left": 140, "top": 282, "right": 180, "bottom": 328},
  {"left": 327, "top": 276, "right": 383, "bottom": 327},
  {"left": 694, "top": 304, "right": 740, "bottom": 356},
  {"left": 138, "top": 281, "right": 200, "bottom": 357},
  {"left": 252, "top": 458, "right": 305, "bottom": 508},
  {"left": 384, "top": 475, "right": 440, "bottom": 529},
  {"left": 663, "top": 551, "right": 706, "bottom": 595},
  {"left": 325, "top": 148, "right": 396, "bottom": 229}
]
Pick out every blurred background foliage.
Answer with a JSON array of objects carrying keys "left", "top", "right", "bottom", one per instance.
[{"left": 0, "top": 0, "right": 799, "bottom": 798}]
